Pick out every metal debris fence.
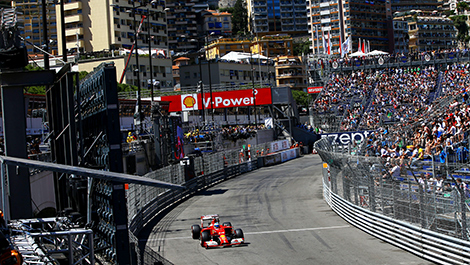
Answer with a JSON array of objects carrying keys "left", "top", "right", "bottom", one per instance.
[
  {"left": 126, "top": 139, "right": 287, "bottom": 264},
  {"left": 314, "top": 137, "right": 470, "bottom": 242}
]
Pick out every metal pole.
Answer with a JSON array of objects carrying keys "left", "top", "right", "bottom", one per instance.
[
  {"left": 147, "top": 10, "right": 154, "bottom": 102},
  {"left": 41, "top": 0, "right": 49, "bottom": 69},
  {"left": 0, "top": 162, "right": 6, "bottom": 220},
  {"left": 206, "top": 36, "right": 214, "bottom": 122},
  {"left": 257, "top": 34, "right": 262, "bottom": 87},
  {"left": 60, "top": 0, "right": 66, "bottom": 62},
  {"left": 198, "top": 54, "right": 205, "bottom": 126},
  {"left": 133, "top": 2, "right": 143, "bottom": 134}
]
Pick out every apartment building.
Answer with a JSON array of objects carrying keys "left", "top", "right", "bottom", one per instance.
[
  {"left": 201, "top": 9, "right": 232, "bottom": 36},
  {"left": 12, "top": 0, "right": 58, "bottom": 55},
  {"left": 307, "top": 0, "right": 391, "bottom": 56},
  {"left": 54, "top": 0, "right": 167, "bottom": 55},
  {"left": 247, "top": 0, "right": 308, "bottom": 36},
  {"left": 394, "top": 10, "right": 456, "bottom": 53},
  {"left": 166, "top": 0, "right": 209, "bottom": 55},
  {"left": 206, "top": 34, "right": 293, "bottom": 60},
  {"left": 275, "top": 55, "right": 306, "bottom": 90}
]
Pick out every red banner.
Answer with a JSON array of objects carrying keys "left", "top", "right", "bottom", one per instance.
[
  {"left": 307, "top": 86, "right": 323, "bottom": 94},
  {"left": 160, "top": 87, "right": 272, "bottom": 112}
]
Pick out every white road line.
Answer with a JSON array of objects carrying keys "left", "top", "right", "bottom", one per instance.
[
  {"left": 244, "top": 225, "right": 351, "bottom": 235},
  {"left": 142, "top": 225, "right": 350, "bottom": 242}
]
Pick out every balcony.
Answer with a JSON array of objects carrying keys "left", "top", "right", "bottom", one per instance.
[
  {"left": 65, "top": 14, "right": 82, "bottom": 24},
  {"left": 65, "top": 27, "right": 83, "bottom": 37},
  {"left": 64, "top": 1, "right": 81, "bottom": 11},
  {"left": 66, "top": 39, "right": 84, "bottom": 50}
]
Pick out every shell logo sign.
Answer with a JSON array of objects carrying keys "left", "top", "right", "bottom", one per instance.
[
  {"left": 181, "top": 94, "right": 198, "bottom": 111},
  {"left": 160, "top": 88, "right": 272, "bottom": 112},
  {"left": 183, "top": 95, "right": 196, "bottom": 108}
]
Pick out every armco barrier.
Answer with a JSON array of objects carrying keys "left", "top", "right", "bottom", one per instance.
[
  {"left": 316, "top": 137, "right": 470, "bottom": 264},
  {"left": 324, "top": 182, "right": 470, "bottom": 264},
  {"left": 129, "top": 161, "right": 257, "bottom": 235}
]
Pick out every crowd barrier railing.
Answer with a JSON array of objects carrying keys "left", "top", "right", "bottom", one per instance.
[{"left": 315, "top": 137, "right": 470, "bottom": 264}]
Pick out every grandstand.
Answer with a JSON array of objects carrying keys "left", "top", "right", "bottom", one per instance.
[{"left": 311, "top": 60, "right": 470, "bottom": 182}]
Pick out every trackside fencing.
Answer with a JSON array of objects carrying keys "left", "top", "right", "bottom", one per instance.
[
  {"left": 127, "top": 139, "right": 299, "bottom": 264},
  {"left": 315, "top": 137, "right": 470, "bottom": 264}
]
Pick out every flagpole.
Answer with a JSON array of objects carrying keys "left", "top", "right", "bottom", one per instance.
[
  {"left": 316, "top": 25, "right": 320, "bottom": 55},
  {"left": 339, "top": 33, "right": 342, "bottom": 58},
  {"left": 328, "top": 30, "right": 331, "bottom": 55}
]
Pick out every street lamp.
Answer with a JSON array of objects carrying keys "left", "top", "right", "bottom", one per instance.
[
  {"left": 130, "top": 0, "right": 144, "bottom": 135},
  {"left": 115, "top": 0, "right": 159, "bottom": 135},
  {"left": 250, "top": 14, "right": 258, "bottom": 129},
  {"left": 147, "top": 10, "right": 154, "bottom": 102},
  {"left": 195, "top": 43, "right": 206, "bottom": 126}
]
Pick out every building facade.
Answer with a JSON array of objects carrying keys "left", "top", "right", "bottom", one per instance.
[
  {"left": 275, "top": 55, "right": 306, "bottom": 90},
  {"left": 179, "top": 61, "right": 275, "bottom": 89},
  {"left": 53, "top": 0, "right": 167, "bottom": 55},
  {"left": 166, "top": 0, "right": 208, "bottom": 55},
  {"left": 393, "top": 19, "right": 409, "bottom": 54},
  {"left": 395, "top": 10, "right": 456, "bottom": 53},
  {"left": 12, "top": 0, "right": 58, "bottom": 55},
  {"left": 206, "top": 34, "right": 293, "bottom": 60},
  {"left": 202, "top": 10, "right": 232, "bottom": 36},
  {"left": 247, "top": 0, "right": 308, "bottom": 35},
  {"left": 307, "top": 0, "right": 391, "bottom": 56}
]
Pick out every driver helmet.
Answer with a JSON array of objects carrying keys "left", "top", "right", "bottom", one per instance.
[{"left": 214, "top": 222, "right": 220, "bottom": 228}]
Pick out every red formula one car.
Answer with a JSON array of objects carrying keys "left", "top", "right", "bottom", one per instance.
[{"left": 191, "top": 214, "right": 245, "bottom": 248}]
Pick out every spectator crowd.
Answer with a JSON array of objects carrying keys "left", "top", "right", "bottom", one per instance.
[{"left": 312, "top": 61, "right": 470, "bottom": 196}]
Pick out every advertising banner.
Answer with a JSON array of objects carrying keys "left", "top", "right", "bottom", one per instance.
[
  {"left": 270, "top": 139, "right": 289, "bottom": 153},
  {"left": 280, "top": 149, "right": 297, "bottom": 162},
  {"left": 307, "top": 86, "right": 323, "bottom": 94},
  {"left": 160, "top": 87, "right": 272, "bottom": 112},
  {"left": 320, "top": 130, "right": 375, "bottom": 145}
]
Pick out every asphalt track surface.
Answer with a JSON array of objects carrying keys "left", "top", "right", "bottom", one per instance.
[{"left": 143, "top": 155, "right": 433, "bottom": 265}]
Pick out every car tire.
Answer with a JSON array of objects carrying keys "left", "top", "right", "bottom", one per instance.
[
  {"left": 222, "top": 222, "right": 232, "bottom": 227},
  {"left": 234, "top": 228, "right": 244, "bottom": 239},
  {"left": 201, "top": 230, "right": 211, "bottom": 243},
  {"left": 191, "top": 225, "right": 201, "bottom": 239}
]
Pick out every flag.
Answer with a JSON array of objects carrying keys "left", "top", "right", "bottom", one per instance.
[
  {"left": 348, "top": 36, "right": 352, "bottom": 52},
  {"left": 362, "top": 40, "right": 365, "bottom": 53},
  {"left": 327, "top": 31, "right": 331, "bottom": 55},
  {"left": 341, "top": 36, "right": 350, "bottom": 57},
  {"left": 367, "top": 40, "right": 370, "bottom": 53},
  {"left": 322, "top": 30, "right": 326, "bottom": 54},
  {"left": 358, "top": 38, "right": 361, "bottom": 52}
]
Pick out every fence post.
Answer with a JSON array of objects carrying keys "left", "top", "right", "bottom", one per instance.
[
  {"left": 369, "top": 175, "right": 376, "bottom": 212},
  {"left": 460, "top": 190, "right": 468, "bottom": 240},
  {"left": 418, "top": 183, "right": 426, "bottom": 228}
]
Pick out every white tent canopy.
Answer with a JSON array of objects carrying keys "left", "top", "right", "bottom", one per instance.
[
  {"left": 349, "top": 51, "right": 367, "bottom": 57},
  {"left": 221, "top": 51, "right": 270, "bottom": 62},
  {"left": 367, "top": 50, "right": 389, "bottom": 56}
]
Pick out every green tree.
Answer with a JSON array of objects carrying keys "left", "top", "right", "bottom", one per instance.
[
  {"left": 293, "top": 41, "right": 311, "bottom": 56},
  {"left": 117, "top": 83, "right": 138, "bottom": 93},
  {"left": 292, "top": 90, "right": 310, "bottom": 109},
  {"left": 457, "top": 2, "right": 469, "bottom": 15},
  {"left": 452, "top": 15, "right": 469, "bottom": 47},
  {"left": 232, "top": 0, "right": 247, "bottom": 35},
  {"left": 24, "top": 65, "right": 46, "bottom": 94},
  {"left": 219, "top": 7, "right": 234, "bottom": 13}
]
